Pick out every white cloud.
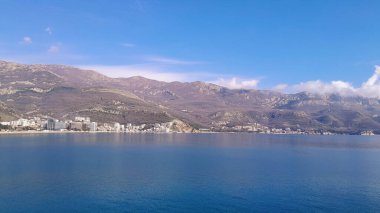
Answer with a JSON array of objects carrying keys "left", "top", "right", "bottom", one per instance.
[
  {"left": 274, "top": 66, "right": 380, "bottom": 98},
  {"left": 45, "top": 27, "right": 53, "bottom": 35},
  {"left": 76, "top": 64, "right": 259, "bottom": 89},
  {"left": 214, "top": 77, "right": 260, "bottom": 89},
  {"left": 48, "top": 43, "right": 62, "bottom": 53},
  {"left": 292, "top": 80, "right": 355, "bottom": 96},
  {"left": 77, "top": 64, "right": 261, "bottom": 89},
  {"left": 76, "top": 53, "right": 261, "bottom": 89},
  {"left": 1, "top": 53, "right": 86, "bottom": 64},
  {"left": 20, "top": 36, "right": 32, "bottom": 45},
  {"left": 121, "top": 43, "right": 135, "bottom": 48},
  {"left": 145, "top": 56, "right": 202, "bottom": 65},
  {"left": 76, "top": 64, "right": 215, "bottom": 82},
  {"left": 273, "top": 83, "right": 288, "bottom": 91},
  {"left": 357, "top": 66, "right": 380, "bottom": 98}
]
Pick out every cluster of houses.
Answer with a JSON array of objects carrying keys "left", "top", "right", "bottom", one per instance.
[
  {"left": 1, "top": 116, "right": 104, "bottom": 132},
  {"left": 2, "top": 117, "right": 375, "bottom": 135},
  {"left": 0, "top": 116, "right": 175, "bottom": 133},
  {"left": 211, "top": 121, "right": 336, "bottom": 135}
]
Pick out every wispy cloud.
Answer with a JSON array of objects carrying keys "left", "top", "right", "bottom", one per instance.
[
  {"left": 45, "top": 27, "right": 53, "bottom": 35},
  {"left": 48, "top": 43, "right": 62, "bottom": 53},
  {"left": 213, "top": 77, "right": 260, "bottom": 89},
  {"left": 20, "top": 36, "right": 32, "bottom": 45},
  {"left": 76, "top": 55, "right": 257, "bottom": 87},
  {"left": 145, "top": 56, "right": 202, "bottom": 65},
  {"left": 274, "top": 66, "right": 380, "bottom": 98},
  {"left": 0, "top": 53, "right": 86, "bottom": 65},
  {"left": 273, "top": 83, "right": 288, "bottom": 92},
  {"left": 1, "top": 40, "right": 85, "bottom": 64},
  {"left": 76, "top": 62, "right": 263, "bottom": 91},
  {"left": 132, "top": 0, "right": 146, "bottom": 12},
  {"left": 76, "top": 64, "right": 216, "bottom": 82},
  {"left": 121, "top": 43, "right": 135, "bottom": 48}
]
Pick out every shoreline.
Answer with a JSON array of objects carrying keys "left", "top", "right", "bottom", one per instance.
[
  {"left": 0, "top": 130, "right": 207, "bottom": 135},
  {"left": 0, "top": 130, "right": 376, "bottom": 136}
]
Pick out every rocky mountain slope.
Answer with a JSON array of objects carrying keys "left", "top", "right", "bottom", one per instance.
[
  {"left": 0, "top": 61, "right": 173, "bottom": 124},
  {"left": 1, "top": 60, "right": 380, "bottom": 134}
]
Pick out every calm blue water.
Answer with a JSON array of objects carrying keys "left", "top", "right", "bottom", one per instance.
[{"left": 1, "top": 133, "right": 380, "bottom": 212}]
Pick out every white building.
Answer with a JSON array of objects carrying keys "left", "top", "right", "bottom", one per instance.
[
  {"left": 90, "top": 122, "right": 97, "bottom": 132},
  {"left": 47, "top": 119, "right": 66, "bottom": 130},
  {"left": 11, "top": 119, "right": 30, "bottom": 127},
  {"left": 75, "top": 117, "right": 91, "bottom": 122},
  {"left": 0, "top": 122, "right": 10, "bottom": 126},
  {"left": 114, "top": 122, "right": 121, "bottom": 132}
]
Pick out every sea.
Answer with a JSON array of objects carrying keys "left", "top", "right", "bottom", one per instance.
[{"left": 0, "top": 133, "right": 380, "bottom": 212}]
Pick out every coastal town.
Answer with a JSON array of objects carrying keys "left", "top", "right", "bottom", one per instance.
[
  {"left": 211, "top": 122, "right": 337, "bottom": 135},
  {"left": 0, "top": 116, "right": 190, "bottom": 133},
  {"left": 0, "top": 116, "right": 375, "bottom": 135}
]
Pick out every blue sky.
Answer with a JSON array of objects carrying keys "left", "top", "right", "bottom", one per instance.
[{"left": 1, "top": 0, "right": 380, "bottom": 95}]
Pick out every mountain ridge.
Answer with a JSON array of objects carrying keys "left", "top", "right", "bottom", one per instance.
[{"left": 1, "top": 60, "right": 380, "bottom": 134}]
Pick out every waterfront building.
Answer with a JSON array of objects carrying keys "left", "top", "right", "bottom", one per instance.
[
  {"left": 55, "top": 121, "right": 66, "bottom": 130},
  {"left": 10, "top": 119, "right": 30, "bottom": 127},
  {"left": 0, "top": 121, "right": 10, "bottom": 126},
  {"left": 114, "top": 123, "right": 121, "bottom": 132},
  {"left": 47, "top": 119, "right": 66, "bottom": 130},
  {"left": 90, "top": 122, "right": 97, "bottom": 132},
  {"left": 70, "top": 122, "right": 83, "bottom": 131},
  {"left": 46, "top": 119, "right": 55, "bottom": 130}
]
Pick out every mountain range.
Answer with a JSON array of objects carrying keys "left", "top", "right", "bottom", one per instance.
[{"left": 1, "top": 60, "right": 380, "bottom": 134}]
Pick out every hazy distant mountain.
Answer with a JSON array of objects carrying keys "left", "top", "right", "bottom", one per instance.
[{"left": 1, "top": 60, "right": 380, "bottom": 134}]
